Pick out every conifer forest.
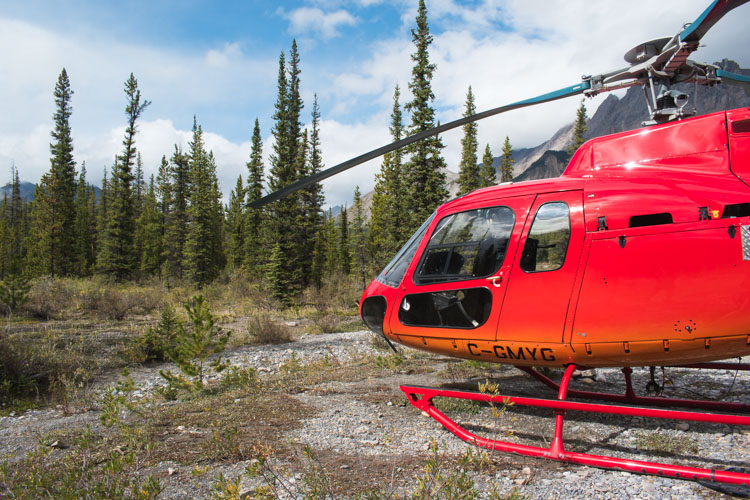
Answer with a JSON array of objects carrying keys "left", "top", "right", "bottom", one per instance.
[
  {"left": 0, "top": 0, "right": 542, "bottom": 310},
  {"left": 7, "top": 0, "right": 741, "bottom": 497}
]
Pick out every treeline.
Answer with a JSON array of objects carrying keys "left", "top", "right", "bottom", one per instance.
[{"left": 1, "top": 0, "right": 534, "bottom": 307}]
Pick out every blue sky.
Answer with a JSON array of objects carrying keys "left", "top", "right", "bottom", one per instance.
[{"left": 2, "top": 0, "right": 749, "bottom": 208}]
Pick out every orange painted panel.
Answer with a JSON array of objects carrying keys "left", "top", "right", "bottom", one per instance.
[{"left": 572, "top": 222, "right": 750, "bottom": 345}]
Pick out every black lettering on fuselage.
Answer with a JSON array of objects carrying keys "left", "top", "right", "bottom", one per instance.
[
  {"left": 470, "top": 343, "right": 557, "bottom": 362},
  {"left": 506, "top": 346, "right": 525, "bottom": 360},
  {"left": 540, "top": 348, "right": 556, "bottom": 361},
  {"left": 468, "top": 343, "right": 480, "bottom": 356},
  {"left": 493, "top": 345, "right": 507, "bottom": 359}
]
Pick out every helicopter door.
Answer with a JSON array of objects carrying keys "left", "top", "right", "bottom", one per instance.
[
  {"left": 388, "top": 195, "right": 534, "bottom": 340},
  {"left": 497, "top": 191, "right": 584, "bottom": 344}
]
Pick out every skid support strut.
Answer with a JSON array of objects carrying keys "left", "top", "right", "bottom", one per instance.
[{"left": 401, "top": 363, "right": 750, "bottom": 490}]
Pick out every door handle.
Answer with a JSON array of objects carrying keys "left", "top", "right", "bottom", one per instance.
[{"left": 486, "top": 273, "right": 503, "bottom": 287}]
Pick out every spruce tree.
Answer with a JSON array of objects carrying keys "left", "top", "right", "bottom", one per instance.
[
  {"left": 98, "top": 73, "right": 150, "bottom": 281},
  {"left": 338, "top": 205, "right": 351, "bottom": 276},
  {"left": 163, "top": 147, "right": 190, "bottom": 280},
  {"left": 300, "top": 95, "right": 325, "bottom": 287},
  {"left": 225, "top": 175, "right": 245, "bottom": 269},
  {"left": 267, "top": 43, "right": 306, "bottom": 301},
  {"left": 136, "top": 175, "right": 163, "bottom": 277},
  {"left": 3, "top": 169, "right": 26, "bottom": 280},
  {"left": 156, "top": 155, "right": 171, "bottom": 278},
  {"left": 74, "top": 162, "right": 95, "bottom": 276},
  {"left": 310, "top": 224, "right": 326, "bottom": 290},
  {"left": 369, "top": 85, "right": 407, "bottom": 269},
  {"left": 457, "top": 86, "right": 480, "bottom": 196},
  {"left": 33, "top": 68, "right": 77, "bottom": 276},
  {"left": 86, "top": 185, "right": 98, "bottom": 270},
  {"left": 500, "top": 136, "right": 514, "bottom": 182},
  {"left": 26, "top": 181, "right": 51, "bottom": 277},
  {"left": 322, "top": 208, "right": 339, "bottom": 278},
  {"left": 95, "top": 166, "right": 109, "bottom": 266},
  {"left": 159, "top": 295, "right": 229, "bottom": 391},
  {"left": 568, "top": 99, "right": 588, "bottom": 157},
  {"left": 351, "top": 186, "right": 368, "bottom": 289},
  {"left": 244, "top": 119, "right": 266, "bottom": 276},
  {"left": 0, "top": 195, "right": 7, "bottom": 280},
  {"left": 134, "top": 152, "right": 145, "bottom": 216},
  {"left": 183, "top": 120, "right": 225, "bottom": 287},
  {"left": 405, "top": 0, "right": 447, "bottom": 228},
  {"left": 479, "top": 144, "right": 496, "bottom": 187},
  {"left": 1, "top": 168, "right": 30, "bottom": 314}
]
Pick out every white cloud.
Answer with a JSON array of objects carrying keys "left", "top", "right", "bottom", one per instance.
[
  {"left": 2, "top": 0, "right": 749, "bottom": 212},
  {"left": 282, "top": 7, "right": 358, "bottom": 39},
  {"left": 205, "top": 43, "right": 243, "bottom": 68},
  {"left": 0, "top": 16, "right": 275, "bottom": 188}
]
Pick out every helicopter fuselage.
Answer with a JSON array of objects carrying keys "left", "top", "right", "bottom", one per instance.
[{"left": 361, "top": 107, "right": 750, "bottom": 367}]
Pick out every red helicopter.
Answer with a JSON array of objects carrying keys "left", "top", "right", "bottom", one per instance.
[{"left": 251, "top": 0, "right": 750, "bottom": 492}]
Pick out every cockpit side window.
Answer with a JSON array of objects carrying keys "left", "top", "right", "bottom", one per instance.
[
  {"left": 414, "top": 206, "right": 515, "bottom": 285},
  {"left": 520, "top": 202, "right": 570, "bottom": 272},
  {"left": 376, "top": 213, "right": 435, "bottom": 288}
]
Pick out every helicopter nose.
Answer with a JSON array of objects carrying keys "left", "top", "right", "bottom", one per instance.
[{"left": 361, "top": 295, "right": 387, "bottom": 335}]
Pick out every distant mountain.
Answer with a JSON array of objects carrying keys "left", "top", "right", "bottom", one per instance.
[
  {"left": 514, "top": 150, "right": 570, "bottom": 182},
  {"left": 510, "top": 59, "right": 750, "bottom": 182},
  {"left": 0, "top": 181, "right": 35, "bottom": 201},
  {"left": 0, "top": 181, "right": 102, "bottom": 202}
]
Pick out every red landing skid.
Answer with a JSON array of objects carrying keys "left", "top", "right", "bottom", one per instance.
[{"left": 401, "top": 363, "right": 750, "bottom": 493}]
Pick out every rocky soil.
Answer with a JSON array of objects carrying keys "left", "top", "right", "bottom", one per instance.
[{"left": 1, "top": 329, "right": 748, "bottom": 499}]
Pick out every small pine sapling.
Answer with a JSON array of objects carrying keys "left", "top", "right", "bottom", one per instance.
[
  {"left": 139, "top": 303, "right": 180, "bottom": 362},
  {"left": 160, "top": 295, "right": 230, "bottom": 391}
]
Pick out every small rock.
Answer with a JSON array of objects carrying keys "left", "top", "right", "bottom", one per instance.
[
  {"left": 387, "top": 401, "right": 393, "bottom": 406},
  {"left": 514, "top": 478, "right": 527, "bottom": 486},
  {"left": 168, "top": 468, "right": 176, "bottom": 476},
  {"left": 340, "top": 464, "right": 349, "bottom": 469},
  {"left": 581, "top": 377, "right": 595, "bottom": 385},
  {"left": 595, "top": 372, "right": 607, "bottom": 383},
  {"left": 675, "top": 422, "right": 689, "bottom": 431},
  {"left": 285, "top": 321, "right": 298, "bottom": 327},
  {"left": 521, "top": 467, "right": 531, "bottom": 475},
  {"left": 421, "top": 411, "right": 430, "bottom": 417}
]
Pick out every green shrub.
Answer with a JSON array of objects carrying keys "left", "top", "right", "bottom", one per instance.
[
  {"left": 0, "top": 272, "right": 31, "bottom": 316},
  {"left": 138, "top": 303, "right": 180, "bottom": 362},
  {"left": 160, "top": 295, "right": 230, "bottom": 392},
  {"left": 310, "top": 312, "right": 341, "bottom": 333},
  {"left": 247, "top": 313, "right": 292, "bottom": 345},
  {"left": 82, "top": 286, "right": 163, "bottom": 321},
  {"left": 23, "top": 277, "right": 73, "bottom": 320}
]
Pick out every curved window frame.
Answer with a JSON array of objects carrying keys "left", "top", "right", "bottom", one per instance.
[
  {"left": 398, "top": 287, "right": 494, "bottom": 329},
  {"left": 376, "top": 212, "right": 435, "bottom": 288},
  {"left": 412, "top": 206, "right": 516, "bottom": 286},
  {"left": 519, "top": 201, "right": 571, "bottom": 274}
]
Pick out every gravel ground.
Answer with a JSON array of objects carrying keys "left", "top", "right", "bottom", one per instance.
[{"left": 1, "top": 329, "right": 748, "bottom": 498}]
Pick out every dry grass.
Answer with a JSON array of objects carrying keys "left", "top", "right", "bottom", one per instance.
[{"left": 246, "top": 313, "right": 293, "bottom": 345}]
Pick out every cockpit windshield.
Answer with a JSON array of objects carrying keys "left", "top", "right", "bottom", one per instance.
[{"left": 376, "top": 213, "right": 435, "bottom": 288}]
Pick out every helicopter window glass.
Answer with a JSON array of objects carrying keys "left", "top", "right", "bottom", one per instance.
[
  {"left": 520, "top": 202, "right": 570, "bottom": 273},
  {"left": 399, "top": 288, "right": 493, "bottom": 329},
  {"left": 629, "top": 213, "right": 673, "bottom": 227},
  {"left": 414, "top": 206, "right": 515, "bottom": 284},
  {"left": 376, "top": 213, "right": 435, "bottom": 288}
]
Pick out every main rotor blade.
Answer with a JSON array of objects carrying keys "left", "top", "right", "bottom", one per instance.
[
  {"left": 680, "top": 0, "right": 750, "bottom": 44},
  {"left": 248, "top": 81, "right": 591, "bottom": 208},
  {"left": 717, "top": 68, "right": 750, "bottom": 95}
]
